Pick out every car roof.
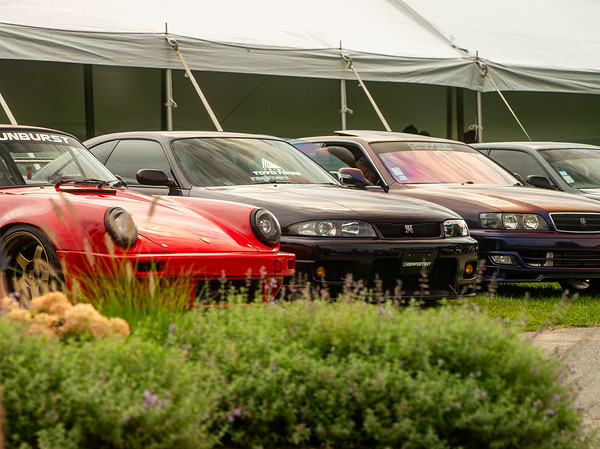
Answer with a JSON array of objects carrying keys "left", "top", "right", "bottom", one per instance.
[
  {"left": 84, "top": 130, "right": 283, "bottom": 142},
  {"left": 473, "top": 141, "right": 600, "bottom": 151},
  {"left": 306, "top": 130, "right": 464, "bottom": 145},
  {"left": 0, "top": 123, "right": 76, "bottom": 138}
]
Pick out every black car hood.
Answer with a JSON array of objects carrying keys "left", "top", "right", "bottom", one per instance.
[
  {"left": 393, "top": 183, "right": 600, "bottom": 227},
  {"left": 189, "top": 184, "right": 460, "bottom": 227}
]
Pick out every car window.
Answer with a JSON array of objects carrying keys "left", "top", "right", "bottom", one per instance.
[
  {"left": 105, "top": 139, "right": 170, "bottom": 185},
  {"left": 487, "top": 149, "right": 547, "bottom": 179},
  {"left": 88, "top": 140, "right": 118, "bottom": 164},
  {"left": 370, "top": 141, "right": 517, "bottom": 185},
  {"left": 170, "top": 137, "right": 338, "bottom": 186},
  {"left": 0, "top": 132, "right": 117, "bottom": 186},
  {"left": 539, "top": 148, "right": 600, "bottom": 189}
]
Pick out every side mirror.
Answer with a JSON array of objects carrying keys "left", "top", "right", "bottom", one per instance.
[
  {"left": 136, "top": 169, "right": 180, "bottom": 194},
  {"left": 526, "top": 174, "right": 556, "bottom": 190},
  {"left": 337, "top": 167, "right": 368, "bottom": 188}
]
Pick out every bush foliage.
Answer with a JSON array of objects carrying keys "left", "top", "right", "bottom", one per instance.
[
  {"left": 0, "top": 298, "right": 594, "bottom": 449},
  {"left": 177, "top": 300, "right": 590, "bottom": 449}
]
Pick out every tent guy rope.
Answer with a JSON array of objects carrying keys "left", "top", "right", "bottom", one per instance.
[
  {"left": 167, "top": 37, "right": 223, "bottom": 132},
  {"left": 0, "top": 92, "right": 17, "bottom": 125},
  {"left": 342, "top": 53, "right": 392, "bottom": 132}
]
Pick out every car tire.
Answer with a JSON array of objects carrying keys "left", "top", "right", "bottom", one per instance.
[
  {"left": 0, "top": 224, "right": 62, "bottom": 304},
  {"left": 558, "top": 278, "right": 600, "bottom": 295}
]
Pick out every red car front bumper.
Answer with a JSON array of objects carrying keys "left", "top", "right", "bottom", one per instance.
[{"left": 58, "top": 250, "right": 296, "bottom": 303}]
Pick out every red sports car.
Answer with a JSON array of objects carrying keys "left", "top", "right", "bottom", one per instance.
[{"left": 0, "top": 125, "right": 295, "bottom": 304}]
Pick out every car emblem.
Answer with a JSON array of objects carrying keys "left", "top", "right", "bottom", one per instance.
[
  {"left": 580, "top": 218, "right": 587, "bottom": 227},
  {"left": 405, "top": 224, "right": 414, "bottom": 234}
]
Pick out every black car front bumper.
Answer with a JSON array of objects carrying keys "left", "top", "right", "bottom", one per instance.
[{"left": 281, "top": 236, "right": 478, "bottom": 298}]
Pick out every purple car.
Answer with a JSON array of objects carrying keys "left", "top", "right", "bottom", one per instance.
[{"left": 295, "top": 131, "right": 600, "bottom": 293}]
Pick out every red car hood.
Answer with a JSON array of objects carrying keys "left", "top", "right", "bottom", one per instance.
[{"left": 2, "top": 186, "right": 260, "bottom": 253}]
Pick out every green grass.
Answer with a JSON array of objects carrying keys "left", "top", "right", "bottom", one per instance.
[{"left": 449, "top": 283, "right": 600, "bottom": 331}]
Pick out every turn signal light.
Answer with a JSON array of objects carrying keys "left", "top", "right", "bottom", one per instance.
[
  {"left": 464, "top": 262, "right": 477, "bottom": 279},
  {"left": 315, "top": 266, "right": 326, "bottom": 278}
]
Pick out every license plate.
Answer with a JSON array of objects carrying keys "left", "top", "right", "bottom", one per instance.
[{"left": 400, "top": 252, "right": 435, "bottom": 273}]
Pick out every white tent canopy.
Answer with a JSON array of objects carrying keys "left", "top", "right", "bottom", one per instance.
[{"left": 1, "top": 0, "right": 599, "bottom": 93}]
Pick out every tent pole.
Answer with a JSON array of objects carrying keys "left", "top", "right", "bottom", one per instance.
[
  {"left": 340, "top": 79, "right": 347, "bottom": 130},
  {"left": 446, "top": 87, "right": 453, "bottom": 139},
  {"left": 0, "top": 91, "right": 17, "bottom": 125},
  {"left": 476, "top": 91, "right": 483, "bottom": 142},
  {"left": 164, "top": 68, "right": 174, "bottom": 131},
  {"left": 456, "top": 88, "right": 464, "bottom": 141},
  {"left": 83, "top": 64, "right": 95, "bottom": 139}
]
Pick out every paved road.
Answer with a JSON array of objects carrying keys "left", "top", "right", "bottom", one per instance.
[{"left": 529, "top": 327, "right": 600, "bottom": 434}]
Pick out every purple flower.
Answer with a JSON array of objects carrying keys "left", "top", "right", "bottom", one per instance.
[
  {"left": 547, "top": 408, "right": 556, "bottom": 415},
  {"left": 123, "top": 414, "right": 131, "bottom": 422},
  {"left": 143, "top": 390, "right": 159, "bottom": 409},
  {"left": 377, "top": 307, "right": 385, "bottom": 315},
  {"left": 168, "top": 323, "right": 176, "bottom": 333},
  {"left": 554, "top": 394, "right": 560, "bottom": 402},
  {"left": 437, "top": 359, "right": 445, "bottom": 365},
  {"left": 227, "top": 407, "right": 243, "bottom": 422}
]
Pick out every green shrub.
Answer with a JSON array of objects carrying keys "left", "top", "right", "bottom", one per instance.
[
  {"left": 0, "top": 298, "right": 593, "bottom": 449},
  {"left": 176, "top": 300, "right": 592, "bottom": 449},
  {"left": 0, "top": 319, "right": 221, "bottom": 449}
]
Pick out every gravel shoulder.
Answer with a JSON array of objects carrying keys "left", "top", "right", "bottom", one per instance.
[{"left": 529, "top": 327, "right": 600, "bottom": 437}]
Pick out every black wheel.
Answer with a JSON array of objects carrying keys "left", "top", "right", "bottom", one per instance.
[
  {"left": 1, "top": 225, "right": 61, "bottom": 303},
  {"left": 558, "top": 279, "right": 600, "bottom": 295}
]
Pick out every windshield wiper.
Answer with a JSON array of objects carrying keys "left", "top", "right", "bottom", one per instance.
[{"left": 54, "top": 177, "right": 113, "bottom": 188}]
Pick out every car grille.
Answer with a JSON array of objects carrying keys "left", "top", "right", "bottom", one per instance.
[
  {"left": 521, "top": 251, "right": 600, "bottom": 268},
  {"left": 550, "top": 213, "right": 600, "bottom": 232},
  {"left": 373, "top": 222, "right": 442, "bottom": 238}
]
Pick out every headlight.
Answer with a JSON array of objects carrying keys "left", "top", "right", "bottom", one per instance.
[
  {"left": 479, "top": 213, "right": 549, "bottom": 230},
  {"left": 288, "top": 220, "right": 377, "bottom": 237},
  {"left": 443, "top": 219, "right": 469, "bottom": 237},
  {"left": 104, "top": 207, "right": 138, "bottom": 249},
  {"left": 251, "top": 209, "right": 281, "bottom": 247}
]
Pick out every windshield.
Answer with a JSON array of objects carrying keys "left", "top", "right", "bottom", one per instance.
[
  {"left": 0, "top": 130, "right": 118, "bottom": 187},
  {"left": 171, "top": 137, "right": 338, "bottom": 186},
  {"left": 371, "top": 141, "right": 518, "bottom": 185},
  {"left": 539, "top": 148, "right": 600, "bottom": 189}
]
